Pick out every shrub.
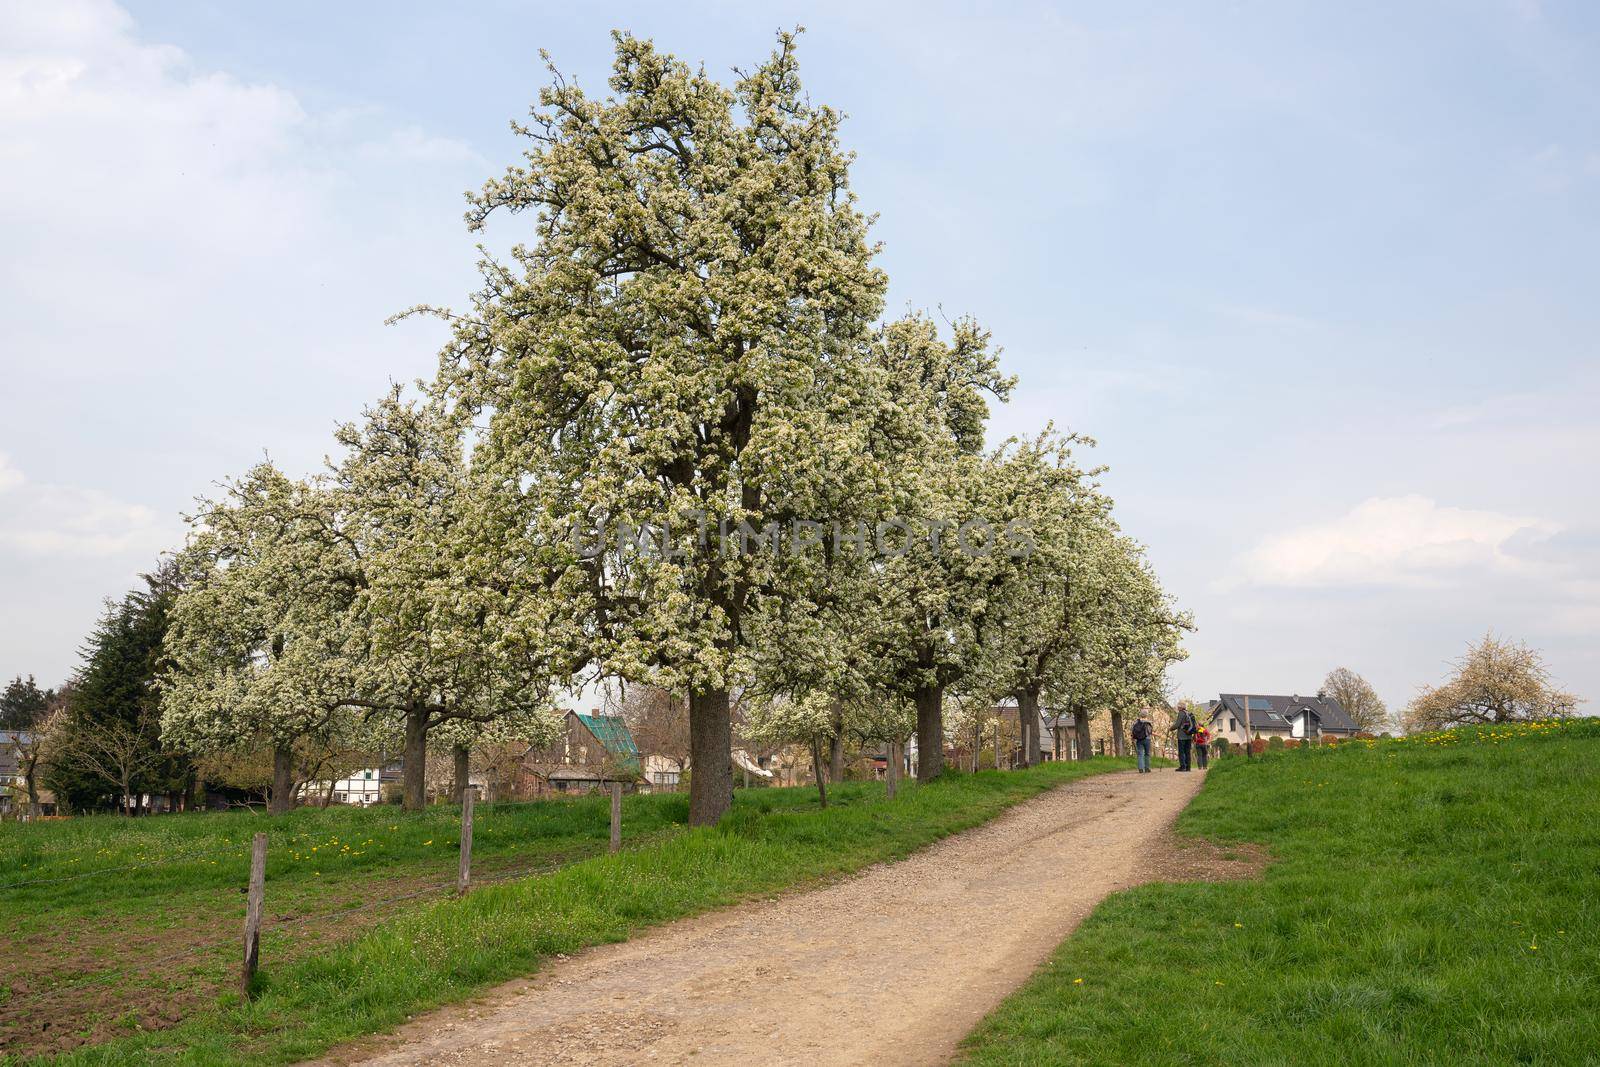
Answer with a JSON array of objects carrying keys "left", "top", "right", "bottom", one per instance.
[
  {"left": 1212, "top": 737, "right": 1231, "bottom": 756},
  {"left": 1267, "top": 736, "right": 1285, "bottom": 751}
]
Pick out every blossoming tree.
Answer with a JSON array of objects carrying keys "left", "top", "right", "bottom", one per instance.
[{"left": 432, "top": 32, "right": 892, "bottom": 824}]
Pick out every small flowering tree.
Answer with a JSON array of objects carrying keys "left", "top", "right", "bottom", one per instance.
[
  {"left": 976, "top": 430, "right": 1191, "bottom": 765},
  {"left": 164, "top": 393, "right": 563, "bottom": 812},
  {"left": 742, "top": 690, "right": 839, "bottom": 806},
  {"left": 860, "top": 316, "right": 1016, "bottom": 780},
  {"left": 325, "top": 391, "right": 564, "bottom": 808},
  {"left": 162, "top": 463, "right": 364, "bottom": 814},
  {"left": 970, "top": 430, "right": 1105, "bottom": 766},
  {"left": 1403, "top": 634, "right": 1579, "bottom": 732}
]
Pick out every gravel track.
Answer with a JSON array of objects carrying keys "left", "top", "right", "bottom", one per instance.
[{"left": 313, "top": 768, "right": 1207, "bottom": 1067}]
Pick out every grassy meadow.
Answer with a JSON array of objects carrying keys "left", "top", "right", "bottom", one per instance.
[
  {"left": 961, "top": 719, "right": 1600, "bottom": 1066},
  {"left": 3, "top": 756, "right": 1134, "bottom": 1065},
  {"left": 1, "top": 788, "right": 691, "bottom": 1058}
]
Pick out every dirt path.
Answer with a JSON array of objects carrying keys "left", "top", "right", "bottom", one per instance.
[{"left": 314, "top": 769, "right": 1220, "bottom": 1067}]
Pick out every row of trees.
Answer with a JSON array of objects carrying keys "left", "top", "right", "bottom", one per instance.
[{"left": 143, "top": 32, "right": 1192, "bottom": 824}]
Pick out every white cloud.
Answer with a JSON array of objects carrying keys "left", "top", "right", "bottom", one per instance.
[
  {"left": 1212, "top": 304, "right": 1323, "bottom": 331},
  {"left": 1424, "top": 391, "right": 1548, "bottom": 430},
  {"left": 1231, "top": 495, "right": 1560, "bottom": 589},
  {"left": 0, "top": 454, "right": 174, "bottom": 558},
  {"left": 0, "top": 0, "right": 480, "bottom": 376},
  {"left": 0, "top": 0, "right": 483, "bottom": 684},
  {"left": 0, "top": 453, "right": 23, "bottom": 492}
]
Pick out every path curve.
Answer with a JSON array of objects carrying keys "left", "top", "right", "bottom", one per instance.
[{"left": 312, "top": 768, "right": 1205, "bottom": 1067}]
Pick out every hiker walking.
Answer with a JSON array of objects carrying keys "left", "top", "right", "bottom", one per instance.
[
  {"left": 1194, "top": 721, "right": 1211, "bottom": 769},
  {"left": 1174, "top": 702, "right": 1196, "bottom": 772},
  {"left": 1130, "top": 712, "right": 1153, "bottom": 773}
]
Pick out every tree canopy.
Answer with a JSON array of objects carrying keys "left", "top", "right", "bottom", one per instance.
[
  {"left": 1403, "top": 634, "right": 1579, "bottom": 732},
  {"left": 1321, "top": 667, "right": 1389, "bottom": 733},
  {"left": 0, "top": 675, "right": 50, "bottom": 731}
]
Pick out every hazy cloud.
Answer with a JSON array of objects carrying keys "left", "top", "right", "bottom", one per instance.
[
  {"left": 0, "top": 0, "right": 482, "bottom": 683},
  {"left": 0, "top": 454, "right": 174, "bottom": 559},
  {"left": 1231, "top": 495, "right": 1560, "bottom": 589},
  {"left": 0, "top": 453, "right": 23, "bottom": 493}
]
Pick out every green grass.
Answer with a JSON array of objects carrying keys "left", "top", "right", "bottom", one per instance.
[
  {"left": 0, "top": 787, "right": 696, "bottom": 1058},
  {"left": 5, "top": 757, "right": 1133, "bottom": 1065},
  {"left": 961, "top": 719, "right": 1600, "bottom": 1066}
]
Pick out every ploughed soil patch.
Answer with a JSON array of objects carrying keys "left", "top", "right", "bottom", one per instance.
[{"left": 1137, "top": 827, "right": 1271, "bottom": 885}]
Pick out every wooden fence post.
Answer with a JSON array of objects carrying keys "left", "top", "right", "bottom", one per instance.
[
  {"left": 457, "top": 786, "right": 474, "bottom": 894},
  {"left": 242, "top": 832, "right": 266, "bottom": 995},
  {"left": 609, "top": 782, "right": 622, "bottom": 853}
]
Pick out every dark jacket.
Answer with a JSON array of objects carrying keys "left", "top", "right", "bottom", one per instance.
[{"left": 1175, "top": 710, "right": 1197, "bottom": 740}]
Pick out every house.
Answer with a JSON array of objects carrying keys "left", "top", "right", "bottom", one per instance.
[
  {"left": 991, "top": 700, "right": 1084, "bottom": 762},
  {"left": 0, "top": 730, "right": 56, "bottom": 817},
  {"left": 0, "top": 729, "right": 28, "bottom": 814},
  {"left": 1209, "top": 693, "right": 1363, "bottom": 746},
  {"left": 640, "top": 753, "right": 683, "bottom": 791},
  {"left": 322, "top": 766, "right": 388, "bottom": 806},
  {"left": 638, "top": 748, "right": 776, "bottom": 792},
  {"left": 520, "top": 710, "right": 642, "bottom": 795}
]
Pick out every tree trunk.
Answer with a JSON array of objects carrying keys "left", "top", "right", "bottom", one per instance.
[
  {"left": 402, "top": 706, "right": 428, "bottom": 812},
  {"left": 122, "top": 773, "right": 133, "bottom": 817},
  {"left": 811, "top": 737, "right": 829, "bottom": 809},
  {"left": 994, "top": 717, "right": 1002, "bottom": 769},
  {"left": 1074, "top": 706, "right": 1093, "bottom": 762},
  {"left": 25, "top": 772, "right": 40, "bottom": 817},
  {"left": 886, "top": 739, "right": 900, "bottom": 799},
  {"left": 1018, "top": 688, "right": 1043, "bottom": 767},
  {"left": 828, "top": 732, "right": 844, "bottom": 783},
  {"left": 687, "top": 687, "right": 732, "bottom": 826},
  {"left": 189, "top": 772, "right": 206, "bottom": 812},
  {"left": 321, "top": 778, "right": 335, "bottom": 808},
  {"left": 915, "top": 684, "right": 944, "bottom": 781},
  {"left": 452, "top": 744, "right": 471, "bottom": 804},
  {"left": 267, "top": 743, "right": 295, "bottom": 815},
  {"left": 1110, "top": 710, "right": 1126, "bottom": 757}
]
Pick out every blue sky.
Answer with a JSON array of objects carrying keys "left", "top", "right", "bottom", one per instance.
[{"left": 2, "top": 0, "right": 1596, "bottom": 715}]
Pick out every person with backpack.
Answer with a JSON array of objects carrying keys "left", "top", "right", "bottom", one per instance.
[
  {"left": 1130, "top": 713, "right": 1153, "bottom": 773},
  {"left": 1194, "top": 721, "right": 1211, "bottom": 769},
  {"left": 1174, "top": 702, "right": 1197, "bottom": 772}
]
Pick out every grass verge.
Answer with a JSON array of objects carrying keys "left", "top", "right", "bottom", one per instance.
[
  {"left": 961, "top": 720, "right": 1600, "bottom": 1066},
  {"left": 12, "top": 757, "right": 1132, "bottom": 1065}
]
